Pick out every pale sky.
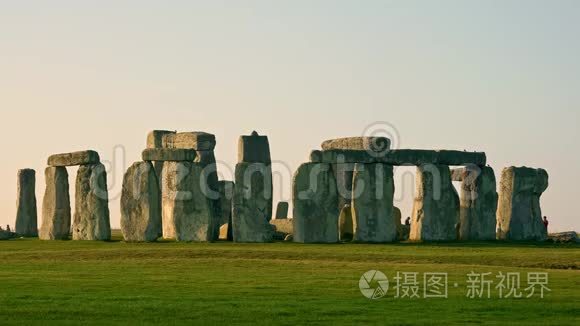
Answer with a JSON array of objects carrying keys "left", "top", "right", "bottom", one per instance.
[{"left": 1, "top": 0, "right": 578, "bottom": 232}]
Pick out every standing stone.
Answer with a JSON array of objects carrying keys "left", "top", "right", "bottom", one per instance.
[
  {"left": 275, "top": 202, "right": 289, "bottom": 219},
  {"left": 161, "top": 161, "right": 216, "bottom": 242},
  {"left": 454, "top": 165, "right": 498, "bottom": 241},
  {"left": 497, "top": 167, "right": 548, "bottom": 241},
  {"left": 238, "top": 131, "right": 271, "bottom": 164},
  {"left": 232, "top": 163, "right": 274, "bottom": 242},
  {"left": 293, "top": 163, "right": 339, "bottom": 243},
  {"left": 333, "top": 163, "right": 356, "bottom": 211},
  {"left": 73, "top": 163, "right": 111, "bottom": 241},
  {"left": 218, "top": 180, "right": 234, "bottom": 241},
  {"left": 338, "top": 204, "right": 353, "bottom": 242},
  {"left": 351, "top": 163, "right": 397, "bottom": 243},
  {"left": 40, "top": 167, "right": 71, "bottom": 240},
  {"left": 146, "top": 130, "right": 176, "bottom": 180},
  {"left": 15, "top": 169, "right": 38, "bottom": 237},
  {"left": 410, "top": 164, "right": 459, "bottom": 241},
  {"left": 121, "top": 162, "right": 161, "bottom": 242}
]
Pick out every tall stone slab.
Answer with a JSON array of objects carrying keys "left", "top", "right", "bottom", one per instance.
[
  {"left": 40, "top": 167, "right": 71, "bottom": 240},
  {"left": 293, "top": 163, "right": 339, "bottom": 243},
  {"left": 338, "top": 204, "right": 353, "bottom": 242},
  {"left": 454, "top": 166, "right": 498, "bottom": 241},
  {"left": 218, "top": 180, "right": 234, "bottom": 241},
  {"left": 146, "top": 130, "right": 176, "bottom": 180},
  {"left": 73, "top": 163, "right": 111, "bottom": 241},
  {"left": 15, "top": 169, "right": 38, "bottom": 237},
  {"left": 410, "top": 164, "right": 459, "bottom": 241},
  {"left": 162, "top": 161, "right": 216, "bottom": 242},
  {"left": 497, "top": 167, "right": 548, "bottom": 241},
  {"left": 232, "top": 163, "right": 274, "bottom": 242},
  {"left": 121, "top": 162, "right": 162, "bottom": 242},
  {"left": 351, "top": 163, "right": 397, "bottom": 243},
  {"left": 332, "top": 163, "right": 355, "bottom": 211},
  {"left": 275, "top": 202, "right": 289, "bottom": 219}
]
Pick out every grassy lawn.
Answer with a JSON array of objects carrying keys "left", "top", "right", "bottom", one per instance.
[{"left": 0, "top": 232, "right": 578, "bottom": 325}]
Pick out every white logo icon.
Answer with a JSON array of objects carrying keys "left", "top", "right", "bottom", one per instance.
[{"left": 359, "top": 270, "right": 389, "bottom": 299}]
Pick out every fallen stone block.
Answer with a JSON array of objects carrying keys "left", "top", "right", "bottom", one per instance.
[
  {"left": 456, "top": 165, "right": 498, "bottom": 241},
  {"left": 351, "top": 163, "right": 397, "bottom": 243},
  {"left": 238, "top": 131, "right": 271, "bottom": 163},
  {"left": 410, "top": 164, "right": 459, "bottom": 241},
  {"left": 161, "top": 161, "right": 217, "bottom": 242},
  {"left": 121, "top": 162, "right": 162, "bottom": 242},
  {"left": 142, "top": 148, "right": 197, "bottom": 162},
  {"left": 497, "top": 167, "right": 548, "bottom": 241},
  {"left": 232, "top": 163, "right": 274, "bottom": 242},
  {"left": 548, "top": 232, "right": 579, "bottom": 244},
  {"left": 293, "top": 163, "right": 339, "bottom": 243},
  {"left": 73, "top": 163, "right": 111, "bottom": 241},
  {"left": 15, "top": 169, "right": 38, "bottom": 237},
  {"left": 270, "top": 219, "right": 293, "bottom": 235},
  {"left": 40, "top": 167, "right": 71, "bottom": 240},
  {"left": 48, "top": 150, "right": 100, "bottom": 167}
]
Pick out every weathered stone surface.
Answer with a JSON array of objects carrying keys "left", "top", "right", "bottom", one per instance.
[
  {"left": 333, "top": 163, "right": 355, "bottom": 211},
  {"left": 455, "top": 165, "right": 498, "bottom": 241},
  {"left": 142, "top": 148, "right": 197, "bottom": 162},
  {"left": 161, "top": 161, "right": 217, "bottom": 242},
  {"left": 338, "top": 205, "right": 353, "bottom": 242},
  {"left": 15, "top": 169, "right": 38, "bottom": 237},
  {"left": 232, "top": 163, "right": 274, "bottom": 242},
  {"left": 48, "top": 150, "right": 100, "bottom": 167},
  {"left": 410, "top": 164, "right": 459, "bottom": 241},
  {"left": 164, "top": 132, "right": 216, "bottom": 151},
  {"left": 73, "top": 163, "right": 111, "bottom": 241},
  {"left": 275, "top": 202, "right": 289, "bottom": 219},
  {"left": 310, "top": 150, "right": 323, "bottom": 163},
  {"left": 219, "top": 224, "right": 230, "bottom": 240},
  {"left": 497, "top": 167, "right": 549, "bottom": 241},
  {"left": 293, "top": 163, "right": 339, "bottom": 243},
  {"left": 40, "top": 167, "right": 71, "bottom": 240},
  {"left": 320, "top": 149, "right": 486, "bottom": 166},
  {"left": 218, "top": 181, "right": 235, "bottom": 226},
  {"left": 121, "top": 162, "right": 161, "bottom": 242},
  {"left": 394, "top": 207, "right": 409, "bottom": 241},
  {"left": 548, "top": 232, "right": 579, "bottom": 244},
  {"left": 238, "top": 131, "right": 271, "bottom": 163},
  {"left": 351, "top": 163, "right": 397, "bottom": 243},
  {"left": 147, "top": 130, "right": 176, "bottom": 148},
  {"left": 322, "top": 137, "right": 391, "bottom": 153},
  {"left": 270, "top": 219, "right": 293, "bottom": 235}
]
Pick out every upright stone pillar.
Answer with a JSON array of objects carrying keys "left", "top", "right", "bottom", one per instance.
[
  {"left": 15, "top": 169, "right": 38, "bottom": 237},
  {"left": 162, "top": 161, "right": 216, "bottom": 242},
  {"left": 121, "top": 162, "right": 161, "bottom": 242},
  {"left": 293, "top": 163, "right": 339, "bottom": 243},
  {"left": 497, "top": 167, "right": 548, "bottom": 241},
  {"left": 40, "top": 167, "right": 71, "bottom": 240},
  {"left": 410, "top": 164, "right": 459, "bottom": 241},
  {"left": 454, "top": 165, "right": 498, "bottom": 241},
  {"left": 73, "top": 163, "right": 111, "bottom": 241},
  {"left": 218, "top": 180, "right": 234, "bottom": 241},
  {"left": 232, "top": 163, "right": 274, "bottom": 242},
  {"left": 147, "top": 130, "right": 176, "bottom": 178},
  {"left": 275, "top": 202, "right": 289, "bottom": 219},
  {"left": 351, "top": 163, "right": 397, "bottom": 243},
  {"left": 333, "top": 163, "right": 355, "bottom": 211}
]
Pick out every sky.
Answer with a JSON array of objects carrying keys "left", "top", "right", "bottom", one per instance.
[{"left": 1, "top": 0, "right": 578, "bottom": 232}]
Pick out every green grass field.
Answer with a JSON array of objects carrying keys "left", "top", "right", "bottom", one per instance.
[{"left": 0, "top": 232, "right": 578, "bottom": 325}]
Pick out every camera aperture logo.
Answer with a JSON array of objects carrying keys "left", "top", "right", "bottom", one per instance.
[{"left": 359, "top": 270, "right": 389, "bottom": 300}]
